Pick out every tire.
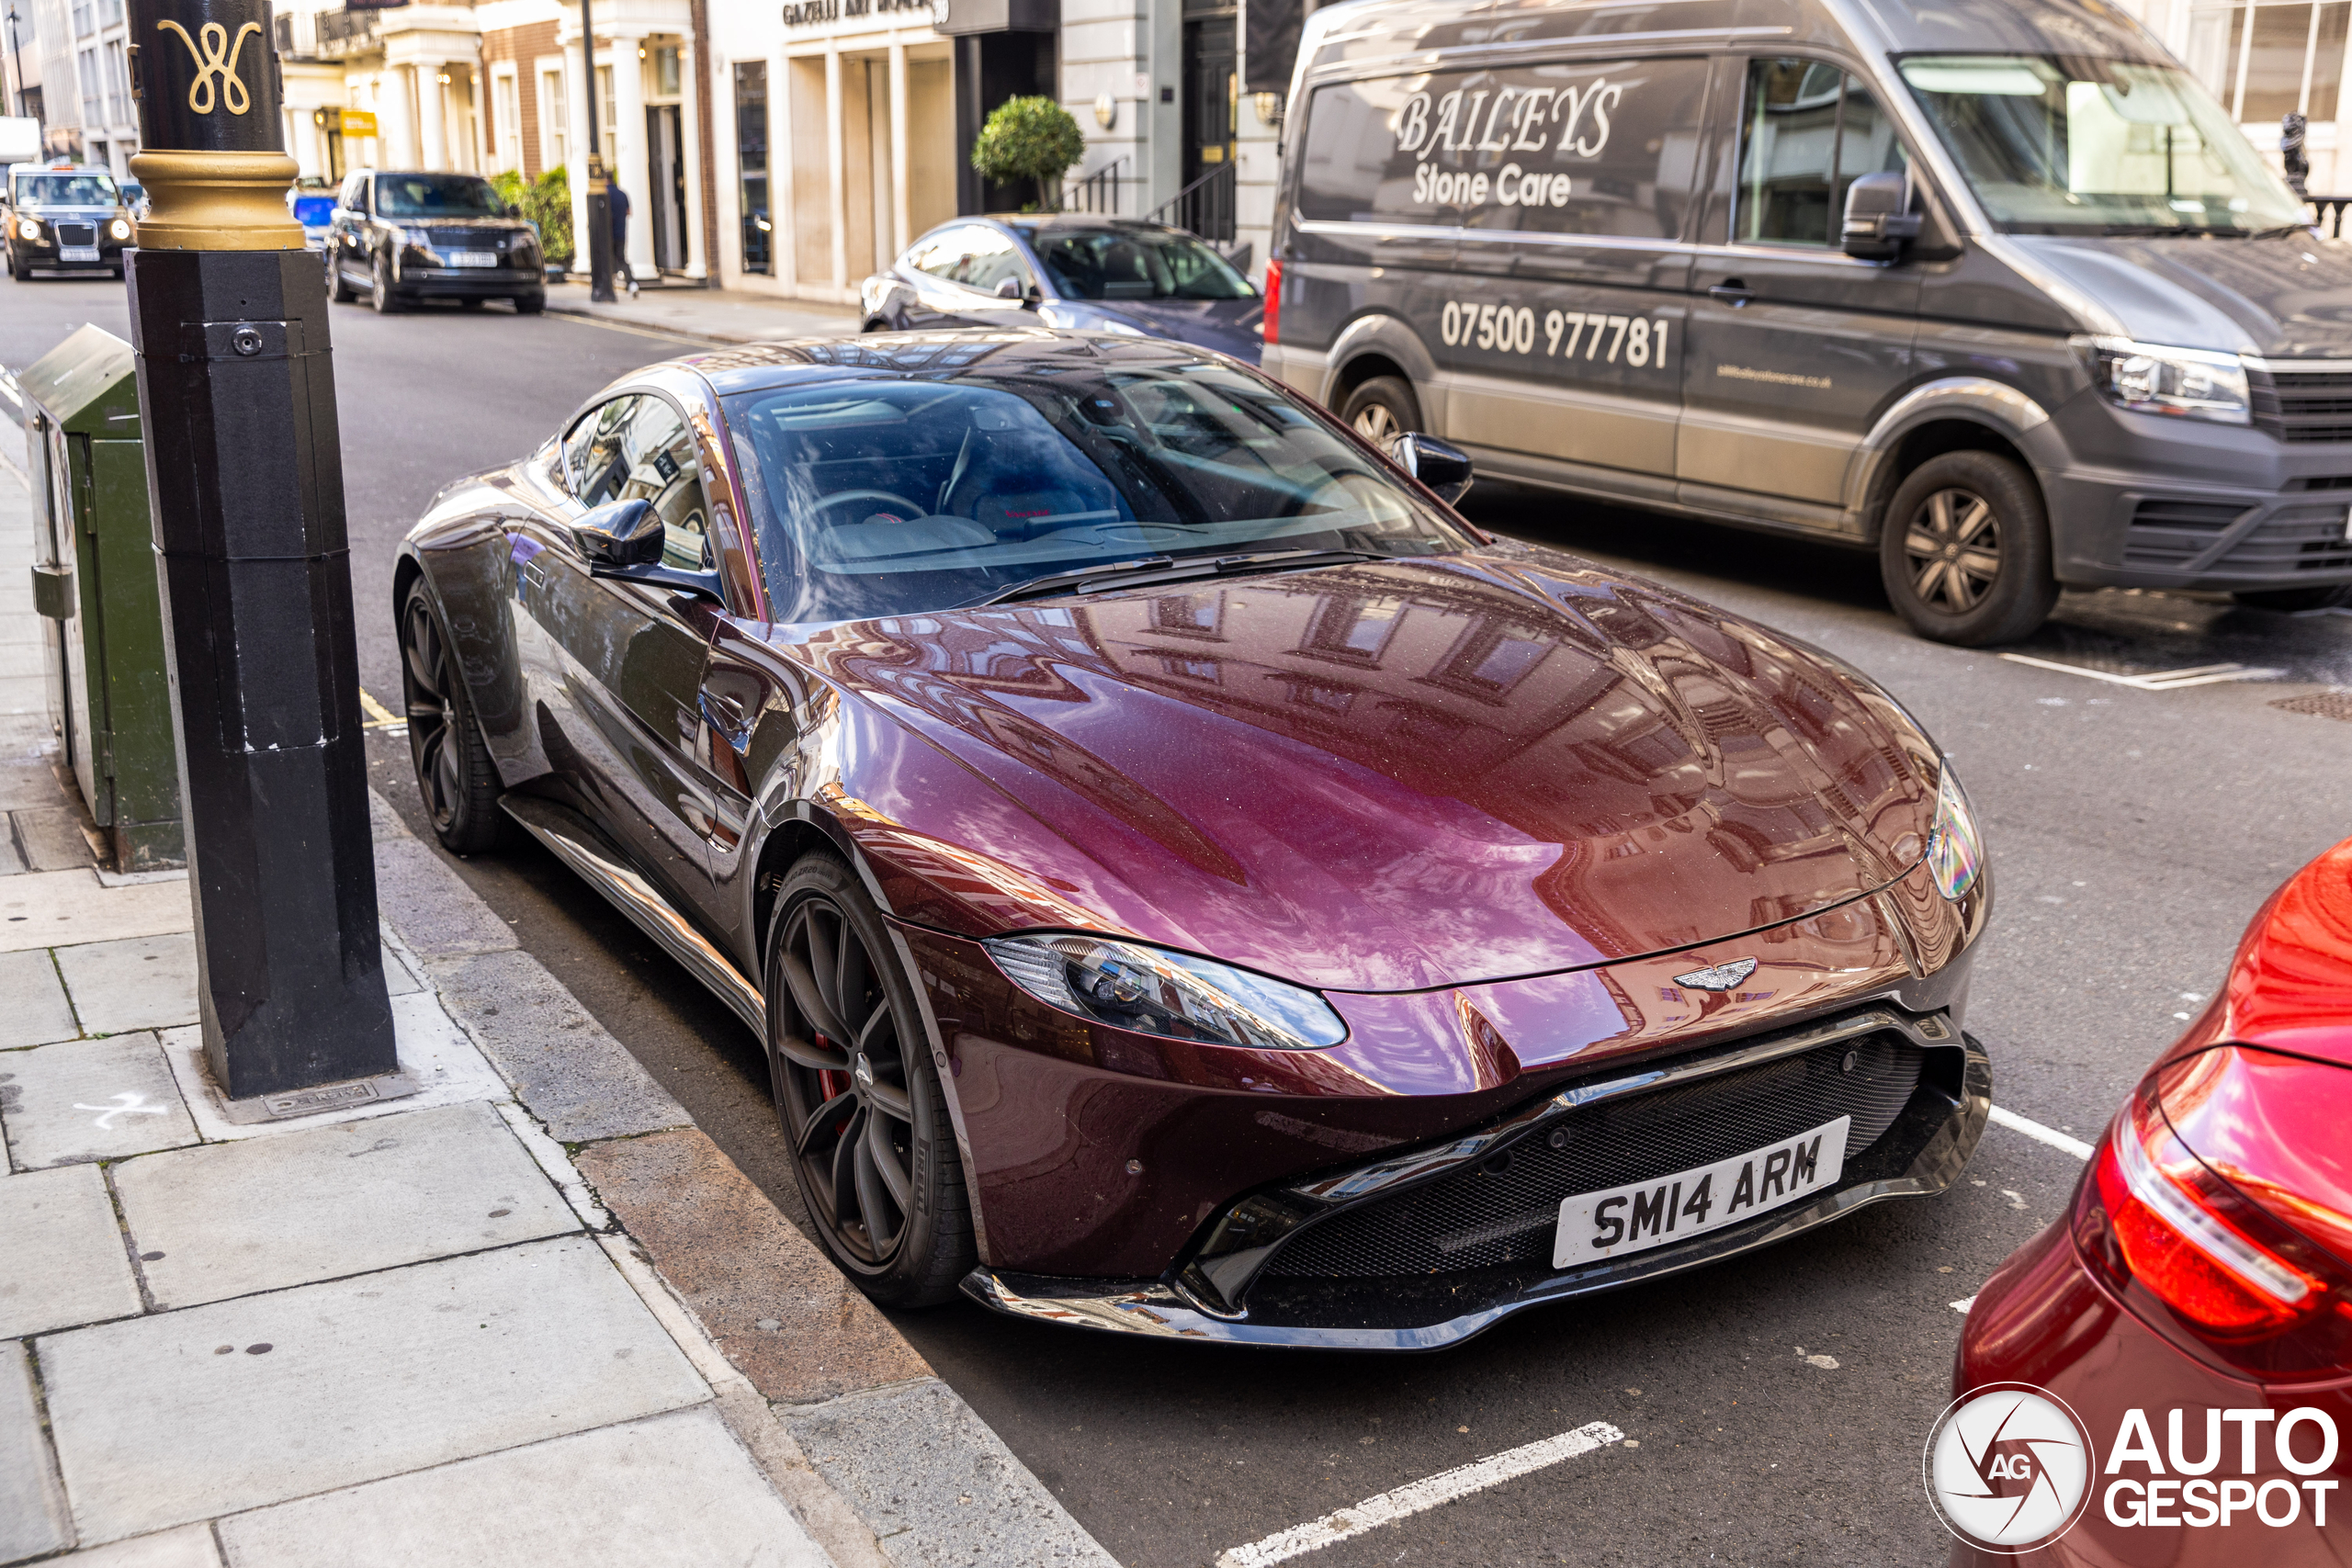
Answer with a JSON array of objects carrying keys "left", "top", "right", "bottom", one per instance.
[
  {"left": 4, "top": 247, "right": 17, "bottom": 281},
  {"left": 370, "top": 252, "right": 402, "bottom": 313},
  {"left": 765, "top": 852, "right": 975, "bottom": 1307},
  {"left": 398, "top": 578, "right": 505, "bottom": 854},
  {"left": 1339, "top": 374, "right": 1423, "bottom": 447},
  {"left": 514, "top": 293, "right": 545, "bottom": 314},
  {"left": 325, "top": 249, "right": 356, "bottom": 303},
  {"left": 2232, "top": 583, "right": 2352, "bottom": 612},
  {"left": 1879, "top": 450, "right": 2059, "bottom": 647}
]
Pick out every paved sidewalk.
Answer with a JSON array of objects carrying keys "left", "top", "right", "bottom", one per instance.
[
  {"left": 540, "top": 279, "right": 861, "bottom": 346},
  {"left": 3, "top": 449, "right": 1116, "bottom": 1565}
]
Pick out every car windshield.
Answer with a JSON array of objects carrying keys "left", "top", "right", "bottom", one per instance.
[
  {"left": 729, "top": 354, "right": 1465, "bottom": 622},
  {"left": 15, "top": 174, "right": 117, "bottom": 206},
  {"left": 374, "top": 173, "right": 506, "bottom": 218},
  {"left": 1024, "top": 227, "right": 1256, "bottom": 301},
  {"left": 1898, "top": 54, "right": 2309, "bottom": 235}
]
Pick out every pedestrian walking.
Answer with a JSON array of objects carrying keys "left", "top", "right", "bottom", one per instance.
[{"left": 608, "top": 182, "right": 640, "bottom": 297}]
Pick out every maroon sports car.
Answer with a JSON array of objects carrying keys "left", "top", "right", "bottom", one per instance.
[{"left": 394, "top": 330, "right": 1993, "bottom": 1348}]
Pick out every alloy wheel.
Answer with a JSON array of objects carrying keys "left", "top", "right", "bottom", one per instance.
[
  {"left": 399, "top": 593, "right": 464, "bottom": 832},
  {"left": 1352, "top": 401, "right": 1402, "bottom": 444},
  {"left": 1902, "top": 487, "right": 2004, "bottom": 615},
  {"left": 773, "top": 895, "right": 919, "bottom": 1269}
]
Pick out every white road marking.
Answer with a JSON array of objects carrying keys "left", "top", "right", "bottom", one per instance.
[
  {"left": 74, "top": 1092, "right": 170, "bottom": 1130},
  {"left": 1996, "top": 653, "right": 2282, "bottom": 691},
  {"left": 1951, "top": 1296, "right": 1976, "bottom": 1314},
  {"left": 1987, "top": 1105, "right": 2095, "bottom": 1161},
  {"left": 1216, "top": 1421, "right": 1623, "bottom": 1568}
]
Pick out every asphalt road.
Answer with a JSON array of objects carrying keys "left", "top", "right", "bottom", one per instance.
[{"left": 9, "top": 275, "right": 2349, "bottom": 1567}]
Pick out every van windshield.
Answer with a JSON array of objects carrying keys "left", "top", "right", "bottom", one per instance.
[{"left": 1899, "top": 55, "right": 2309, "bottom": 235}]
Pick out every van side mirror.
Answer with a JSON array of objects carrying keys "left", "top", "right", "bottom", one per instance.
[
  {"left": 1389, "top": 432, "right": 1475, "bottom": 506},
  {"left": 1843, "top": 172, "right": 1921, "bottom": 262},
  {"left": 994, "top": 276, "right": 1024, "bottom": 300}
]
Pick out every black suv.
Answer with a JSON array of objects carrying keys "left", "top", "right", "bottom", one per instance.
[
  {"left": 4, "top": 164, "right": 133, "bottom": 281},
  {"left": 324, "top": 170, "right": 546, "bottom": 314}
]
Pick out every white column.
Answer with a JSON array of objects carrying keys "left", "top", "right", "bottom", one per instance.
[
  {"left": 680, "top": 39, "right": 707, "bottom": 279},
  {"left": 416, "top": 62, "right": 448, "bottom": 170},
  {"left": 379, "top": 68, "right": 418, "bottom": 170},
  {"left": 888, "top": 42, "right": 910, "bottom": 262},
  {"left": 825, "top": 46, "right": 846, "bottom": 292},
  {"left": 774, "top": 45, "right": 796, "bottom": 289},
  {"left": 568, "top": 45, "right": 593, "bottom": 265},
  {"left": 609, "top": 30, "right": 652, "bottom": 274}
]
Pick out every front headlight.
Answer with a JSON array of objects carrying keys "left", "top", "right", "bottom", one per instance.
[
  {"left": 983, "top": 932, "right": 1349, "bottom": 1051},
  {"left": 17, "top": 217, "right": 40, "bottom": 242},
  {"left": 108, "top": 218, "right": 130, "bottom": 240},
  {"left": 2087, "top": 338, "right": 2249, "bottom": 426},
  {"left": 1926, "top": 762, "right": 1983, "bottom": 901}
]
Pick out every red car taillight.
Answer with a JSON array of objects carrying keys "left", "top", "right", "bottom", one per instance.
[
  {"left": 1262, "top": 258, "right": 1283, "bottom": 346},
  {"left": 2075, "top": 1045, "right": 2352, "bottom": 1381}
]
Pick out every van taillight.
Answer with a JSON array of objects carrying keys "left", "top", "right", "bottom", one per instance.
[
  {"left": 2075, "top": 1046, "right": 2352, "bottom": 1381},
  {"left": 1262, "top": 258, "right": 1283, "bottom": 346}
]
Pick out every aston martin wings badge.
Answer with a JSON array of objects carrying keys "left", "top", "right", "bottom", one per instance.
[{"left": 1672, "top": 956, "right": 1758, "bottom": 991}]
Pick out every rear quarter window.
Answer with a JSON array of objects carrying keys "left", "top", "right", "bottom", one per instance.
[{"left": 1296, "top": 57, "right": 1710, "bottom": 240}]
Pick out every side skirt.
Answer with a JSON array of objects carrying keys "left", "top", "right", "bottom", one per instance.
[{"left": 499, "top": 794, "right": 766, "bottom": 1036}]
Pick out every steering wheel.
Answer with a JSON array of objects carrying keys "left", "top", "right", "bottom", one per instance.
[{"left": 808, "top": 489, "right": 929, "bottom": 523}]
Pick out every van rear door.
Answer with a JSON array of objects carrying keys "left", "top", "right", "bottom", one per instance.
[
  {"left": 1429, "top": 56, "right": 1711, "bottom": 491},
  {"left": 1679, "top": 58, "right": 1922, "bottom": 529}
]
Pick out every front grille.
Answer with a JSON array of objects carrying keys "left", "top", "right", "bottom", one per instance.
[
  {"left": 2125, "top": 499, "right": 2352, "bottom": 574},
  {"left": 2254, "top": 369, "right": 2352, "bottom": 444},
  {"left": 1261, "top": 1032, "right": 1924, "bottom": 1280},
  {"left": 54, "top": 222, "right": 96, "bottom": 246}
]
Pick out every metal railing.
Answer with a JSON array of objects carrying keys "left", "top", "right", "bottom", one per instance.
[
  {"left": 2310, "top": 196, "right": 2352, "bottom": 238},
  {"left": 1062, "top": 156, "right": 1125, "bottom": 215},
  {"left": 1148, "top": 160, "right": 1236, "bottom": 242},
  {"left": 316, "top": 8, "right": 379, "bottom": 50}
]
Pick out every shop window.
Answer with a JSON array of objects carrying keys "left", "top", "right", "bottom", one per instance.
[{"left": 736, "top": 62, "right": 770, "bottom": 275}]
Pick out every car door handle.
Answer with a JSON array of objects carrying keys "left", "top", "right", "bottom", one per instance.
[{"left": 1707, "top": 280, "right": 1753, "bottom": 306}]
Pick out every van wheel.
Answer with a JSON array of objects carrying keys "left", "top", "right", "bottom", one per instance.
[
  {"left": 2231, "top": 583, "right": 2352, "bottom": 612},
  {"left": 1880, "top": 451, "right": 2058, "bottom": 647},
  {"left": 1340, "top": 375, "right": 1423, "bottom": 446}
]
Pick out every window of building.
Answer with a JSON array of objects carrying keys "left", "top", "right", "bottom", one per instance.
[
  {"left": 653, "top": 45, "right": 682, "bottom": 98},
  {"left": 540, "top": 67, "right": 569, "bottom": 172},
  {"left": 494, "top": 70, "right": 521, "bottom": 171},
  {"left": 1736, "top": 58, "right": 1906, "bottom": 247},
  {"left": 734, "top": 62, "right": 770, "bottom": 275},
  {"left": 103, "top": 39, "right": 129, "bottom": 126},
  {"left": 598, "top": 64, "right": 616, "bottom": 146},
  {"left": 2207, "top": 0, "right": 2352, "bottom": 123},
  {"left": 71, "top": 0, "right": 92, "bottom": 39},
  {"left": 98, "top": 0, "right": 121, "bottom": 24},
  {"left": 77, "top": 48, "right": 100, "bottom": 125}
]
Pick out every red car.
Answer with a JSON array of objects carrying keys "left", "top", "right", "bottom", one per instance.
[{"left": 1946, "top": 840, "right": 2352, "bottom": 1562}]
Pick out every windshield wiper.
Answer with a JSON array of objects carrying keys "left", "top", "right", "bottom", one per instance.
[
  {"left": 2249, "top": 223, "right": 2317, "bottom": 240},
  {"left": 978, "top": 547, "right": 1388, "bottom": 607}
]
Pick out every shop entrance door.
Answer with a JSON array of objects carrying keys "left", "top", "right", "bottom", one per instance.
[{"left": 1179, "top": 10, "right": 1237, "bottom": 239}]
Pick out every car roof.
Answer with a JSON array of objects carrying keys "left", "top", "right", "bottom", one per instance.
[
  {"left": 1299, "top": 0, "right": 2167, "bottom": 77},
  {"left": 671, "top": 328, "right": 1252, "bottom": 399}
]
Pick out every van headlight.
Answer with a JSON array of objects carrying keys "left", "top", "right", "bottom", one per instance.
[
  {"left": 1926, "top": 763, "right": 1983, "bottom": 901},
  {"left": 2086, "top": 338, "right": 2249, "bottom": 426},
  {"left": 984, "top": 933, "right": 1349, "bottom": 1051}
]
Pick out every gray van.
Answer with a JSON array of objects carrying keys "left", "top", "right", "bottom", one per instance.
[{"left": 1263, "top": 0, "right": 2352, "bottom": 643}]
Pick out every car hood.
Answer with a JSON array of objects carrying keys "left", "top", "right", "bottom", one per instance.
[
  {"left": 2011, "top": 232, "right": 2352, "bottom": 357},
  {"left": 1049, "top": 297, "right": 1264, "bottom": 364},
  {"left": 795, "top": 547, "right": 1940, "bottom": 992}
]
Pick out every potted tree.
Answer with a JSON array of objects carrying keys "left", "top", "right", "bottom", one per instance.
[{"left": 971, "top": 96, "right": 1087, "bottom": 212}]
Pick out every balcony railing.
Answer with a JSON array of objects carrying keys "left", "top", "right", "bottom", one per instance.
[
  {"left": 316, "top": 8, "right": 380, "bottom": 54},
  {"left": 2311, "top": 196, "right": 2352, "bottom": 238},
  {"left": 1147, "top": 160, "right": 1235, "bottom": 242}
]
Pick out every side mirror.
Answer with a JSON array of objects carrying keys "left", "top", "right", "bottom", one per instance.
[
  {"left": 1842, "top": 171, "right": 1920, "bottom": 262},
  {"left": 1389, "top": 432, "right": 1475, "bottom": 506},
  {"left": 571, "top": 498, "right": 662, "bottom": 568},
  {"left": 506, "top": 203, "right": 522, "bottom": 218},
  {"left": 994, "top": 276, "right": 1023, "bottom": 300}
]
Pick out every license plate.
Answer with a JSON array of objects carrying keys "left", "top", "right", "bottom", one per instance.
[
  {"left": 61, "top": 245, "right": 98, "bottom": 262},
  {"left": 1553, "top": 1115, "right": 1851, "bottom": 1269},
  {"left": 447, "top": 251, "right": 497, "bottom": 268}
]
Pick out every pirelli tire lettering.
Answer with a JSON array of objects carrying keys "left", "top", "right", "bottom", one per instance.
[{"left": 1439, "top": 300, "right": 1671, "bottom": 367}]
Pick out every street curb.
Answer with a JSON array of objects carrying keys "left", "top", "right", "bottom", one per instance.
[{"left": 364, "top": 788, "right": 1117, "bottom": 1568}]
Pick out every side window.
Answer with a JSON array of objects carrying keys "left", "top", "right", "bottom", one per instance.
[
  {"left": 950, "top": 228, "right": 1029, "bottom": 294},
  {"left": 1736, "top": 60, "right": 1906, "bottom": 246},
  {"left": 568, "top": 395, "right": 641, "bottom": 506},
  {"left": 911, "top": 225, "right": 984, "bottom": 279},
  {"left": 616, "top": 398, "right": 713, "bottom": 570},
  {"left": 1295, "top": 60, "right": 1711, "bottom": 240}
]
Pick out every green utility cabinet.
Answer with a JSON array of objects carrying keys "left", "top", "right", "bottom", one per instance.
[{"left": 24, "top": 323, "right": 184, "bottom": 871}]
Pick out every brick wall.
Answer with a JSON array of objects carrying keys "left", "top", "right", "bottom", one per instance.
[{"left": 483, "top": 19, "right": 562, "bottom": 179}]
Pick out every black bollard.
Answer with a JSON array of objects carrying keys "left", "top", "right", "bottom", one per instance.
[{"left": 124, "top": 0, "right": 397, "bottom": 1101}]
